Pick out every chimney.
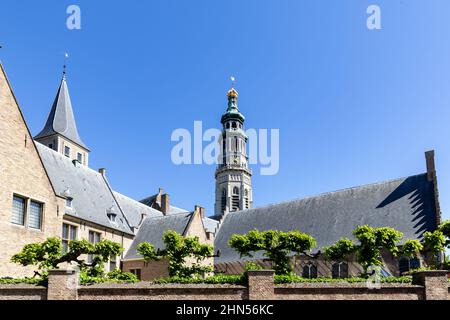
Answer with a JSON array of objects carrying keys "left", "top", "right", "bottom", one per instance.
[
  {"left": 195, "top": 205, "right": 206, "bottom": 219},
  {"left": 99, "top": 168, "right": 107, "bottom": 177},
  {"left": 425, "top": 150, "right": 436, "bottom": 182},
  {"left": 161, "top": 193, "right": 170, "bottom": 215}
]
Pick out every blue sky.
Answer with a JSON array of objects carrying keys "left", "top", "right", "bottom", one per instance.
[{"left": 1, "top": 0, "right": 449, "bottom": 221}]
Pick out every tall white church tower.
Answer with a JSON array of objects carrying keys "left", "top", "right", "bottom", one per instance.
[{"left": 214, "top": 87, "right": 253, "bottom": 216}]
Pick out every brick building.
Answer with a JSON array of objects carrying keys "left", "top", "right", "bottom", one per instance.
[
  {"left": 0, "top": 63, "right": 214, "bottom": 277},
  {"left": 0, "top": 61, "right": 443, "bottom": 280}
]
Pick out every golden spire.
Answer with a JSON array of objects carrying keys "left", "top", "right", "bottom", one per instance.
[{"left": 227, "top": 88, "right": 238, "bottom": 98}]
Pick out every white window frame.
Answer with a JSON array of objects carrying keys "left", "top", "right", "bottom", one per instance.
[
  {"left": 11, "top": 194, "right": 45, "bottom": 231},
  {"left": 62, "top": 223, "right": 78, "bottom": 253}
]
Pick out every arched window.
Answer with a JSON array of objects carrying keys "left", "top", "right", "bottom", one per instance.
[
  {"left": 244, "top": 189, "right": 249, "bottom": 209},
  {"left": 221, "top": 189, "right": 227, "bottom": 212},
  {"left": 302, "top": 263, "right": 318, "bottom": 279},
  {"left": 226, "top": 122, "right": 230, "bottom": 129},
  {"left": 331, "top": 262, "right": 349, "bottom": 279},
  {"left": 232, "top": 122, "right": 237, "bottom": 129},
  {"left": 231, "top": 187, "right": 240, "bottom": 211}
]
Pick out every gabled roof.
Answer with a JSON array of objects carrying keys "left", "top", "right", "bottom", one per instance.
[
  {"left": 36, "top": 142, "right": 133, "bottom": 235},
  {"left": 214, "top": 173, "right": 439, "bottom": 264},
  {"left": 113, "top": 191, "right": 163, "bottom": 228},
  {"left": 34, "top": 77, "right": 88, "bottom": 150},
  {"left": 124, "top": 212, "right": 194, "bottom": 260}
]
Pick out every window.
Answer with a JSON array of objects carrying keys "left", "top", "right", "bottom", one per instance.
[
  {"left": 66, "top": 198, "right": 73, "bottom": 208},
  {"left": 28, "top": 201, "right": 43, "bottom": 230},
  {"left": 11, "top": 196, "right": 26, "bottom": 226},
  {"left": 231, "top": 187, "right": 240, "bottom": 211},
  {"left": 232, "top": 122, "right": 237, "bottom": 129},
  {"left": 302, "top": 263, "right": 318, "bottom": 279},
  {"left": 221, "top": 189, "right": 227, "bottom": 212},
  {"left": 130, "top": 269, "right": 142, "bottom": 280},
  {"left": 88, "top": 231, "right": 101, "bottom": 264},
  {"left": 107, "top": 213, "right": 117, "bottom": 223},
  {"left": 64, "top": 146, "right": 70, "bottom": 157},
  {"left": 77, "top": 153, "right": 82, "bottom": 163},
  {"left": 331, "top": 262, "right": 349, "bottom": 279},
  {"left": 399, "top": 257, "right": 421, "bottom": 275},
  {"left": 109, "top": 256, "right": 117, "bottom": 271},
  {"left": 62, "top": 223, "right": 77, "bottom": 253},
  {"left": 244, "top": 189, "right": 249, "bottom": 209}
]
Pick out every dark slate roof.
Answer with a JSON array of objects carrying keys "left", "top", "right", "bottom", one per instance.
[
  {"left": 124, "top": 212, "right": 194, "bottom": 260},
  {"left": 36, "top": 143, "right": 133, "bottom": 235},
  {"left": 113, "top": 191, "right": 164, "bottom": 228},
  {"left": 34, "top": 77, "right": 88, "bottom": 150},
  {"left": 214, "top": 174, "right": 438, "bottom": 264}
]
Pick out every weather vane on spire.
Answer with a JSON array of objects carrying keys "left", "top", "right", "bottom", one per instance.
[
  {"left": 63, "top": 52, "right": 69, "bottom": 78},
  {"left": 230, "top": 76, "right": 236, "bottom": 88}
]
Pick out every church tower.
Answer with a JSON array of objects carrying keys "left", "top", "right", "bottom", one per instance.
[
  {"left": 34, "top": 74, "right": 90, "bottom": 166},
  {"left": 214, "top": 87, "right": 253, "bottom": 216}
]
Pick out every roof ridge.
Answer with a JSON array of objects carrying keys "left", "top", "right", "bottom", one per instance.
[
  {"left": 35, "top": 142, "right": 100, "bottom": 176},
  {"left": 143, "top": 211, "right": 193, "bottom": 222},
  {"left": 231, "top": 173, "right": 427, "bottom": 215}
]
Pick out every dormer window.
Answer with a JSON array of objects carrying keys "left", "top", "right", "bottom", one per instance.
[
  {"left": 66, "top": 198, "right": 73, "bottom": 208},
  {"left": 107, "top": 213, "right": 117, "bottom": 223},
  {"left": 107, "top": 206, "right": 117, "bottom": 223}
]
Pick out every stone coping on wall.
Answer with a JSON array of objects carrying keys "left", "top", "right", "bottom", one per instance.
[
  {"left": 275, "top": 283, "right": 422, "bottom": 289},
  {"left": 0, "top": 284, "right": 47, "bottom": 290},
  {"left": 78, "top": 283, "right": 247, "bottom": 290}
]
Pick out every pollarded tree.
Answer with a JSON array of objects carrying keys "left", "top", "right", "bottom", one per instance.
[
  {"left": 228, "top": 229, "right": 317, "bottom": 275},
  {"left": 11, "top": 237, "right": 123, "bottom": 277},
  {"left": 324, "top": 225, "right": 422, "bottom": 275},
  {"left": 137, "top": 230, "right": 214, "bottom": 278}
]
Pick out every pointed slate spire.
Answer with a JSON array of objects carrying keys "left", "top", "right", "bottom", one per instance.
[{"left": 35, "top": 76, "right": 89, "bottom": 150}]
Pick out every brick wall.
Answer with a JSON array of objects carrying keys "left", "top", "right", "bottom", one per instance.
[
  {"left": 0, "top": 270, "right": 448, "bottom": 300},
  {"left": 78, "top": 283, "right": 247, "bottom": 300},
  {"left": 0, "top": 284, "right": 47, "bottom": 300},
  {"left": 0, "top": 64, "right": 64, "bottom": 278}
]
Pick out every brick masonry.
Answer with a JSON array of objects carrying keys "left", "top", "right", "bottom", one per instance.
[
  {"left": 0, "top": 269, "right": 448, "bottom": 300},
  {"left": 0, "top": 64, "right": 64, "bottom": 277}
]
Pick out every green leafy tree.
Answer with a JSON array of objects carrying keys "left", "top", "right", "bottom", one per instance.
[
  {"left": 401, "top": 240, "right": 423, "bottom": 258},
  {"left": 323, "top": 238, "right": 355, "bottom": 261},
  {"left": 438, "top": 220, "right": 450, "bottom": 248},
  {"left": 137, "top": 230, "right": 214, "bottom": 278},
  {"left": 11, "top": 237, "right": 123, "bottom": 278},
  {"left": 228, "top": 229, "right": 317, "bottom": 275},
  {"left": 324, "top": 225, "right": 420, "bottom": 275}
]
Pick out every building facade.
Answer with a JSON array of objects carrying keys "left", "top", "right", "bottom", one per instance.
[
  {"left": 0, "top": 61, "right": 444, "bottom": 280},
  {"left": 0, "top": 64, "right": 64, "bottom": 277},
  {"left": 0, "top": 63, "right": 214, "bottom": 278}
]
